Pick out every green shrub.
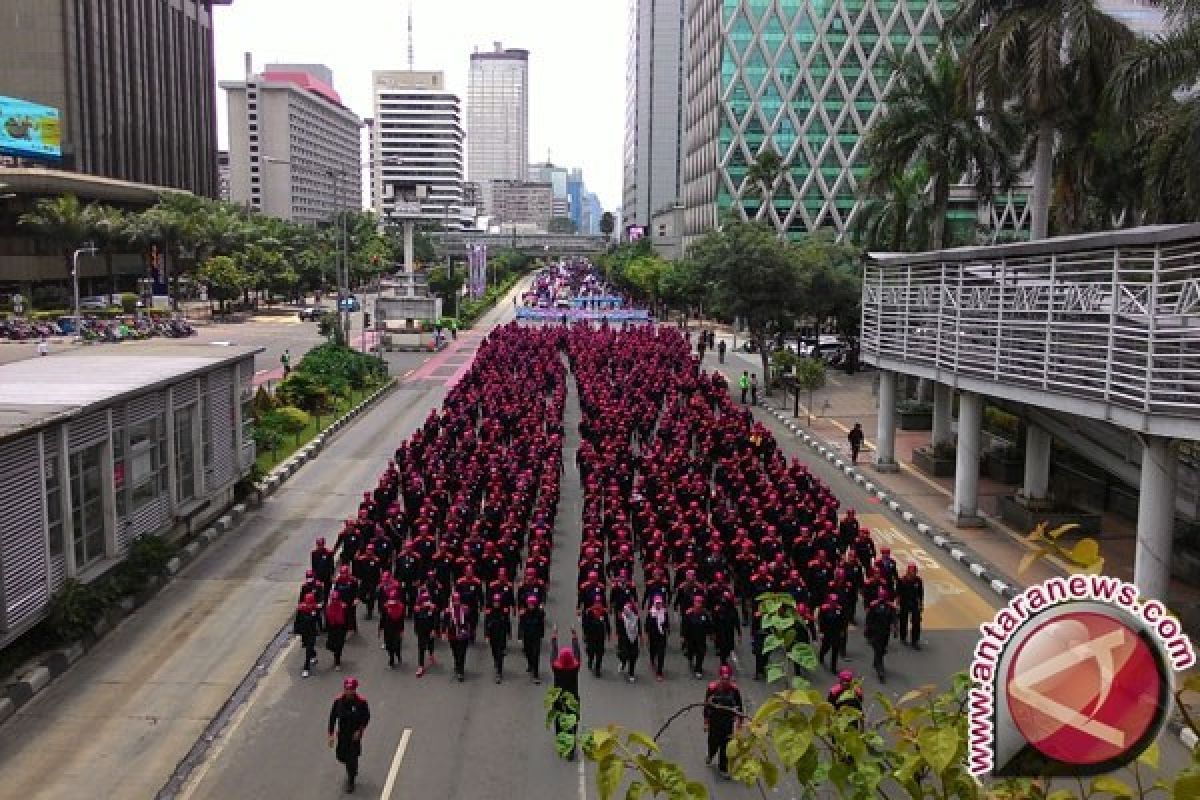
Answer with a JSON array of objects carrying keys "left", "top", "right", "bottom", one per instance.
[
  {"left": 266, "top": 405, "right": 311, "bottom": 435},
  {"left": 123, "top": 534, "right": 177, "bottom": 581},
  {"left": 252, "top": 422, "right": 284, "bottom": 452},
  {"left": 46, "top": 579, "right": 111, "bottom": 642},
  {"left": 120, "top": 293, "right": 138, "bottom": 313},
  {"left": 275, "top": 372, "right": 334, "bottom": 413},
  {"left": 252, "top": 386, "right": 276, "bottom": 418},
  {"left": 295, "top": 343, "right": 384, "bottom": 392}
]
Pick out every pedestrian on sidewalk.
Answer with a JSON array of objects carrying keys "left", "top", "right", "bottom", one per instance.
[
  {"left": 616, "top": 601, "right": 642, "bottom": 683},
  {"left": 896, "top": 564, "right": 925, "bottom": 649},
  {"left": 294, "top": 592, "right": 323, "bottom": 677},
  {"left": 750, "top": 374, "right": 759, "bottom": 406},
  {"left": 281, "top": 348, "right": 291, "bottom": 377},
  {"left": 518, "top": 595, "right": 546, "bottom": 684},
  {"left": 738, "top": 371, "right": 750, "bottom": 403},
  {"left": 645, "top": 596, "right": 670, "bottom": 681},
  {"left": 717, "top": 339, "right": 726, "bottom": 364},
  {"left": 325, "top": 590, "right": 349, "bottom": 671},
  {"left": 327, "top": 677, "right": 370, "bottom": 794},
  {"left": 848, "top": 423, "right": 865, "bottom": 464},
  {"left": 703, "top": 664, "right": 744, "bottom": 778},
  {"left": 484, "top": 594, "right": 511, "bottom": 683},
  {"left": 378, "top": 589, "right": 406, "bottom": 668}
]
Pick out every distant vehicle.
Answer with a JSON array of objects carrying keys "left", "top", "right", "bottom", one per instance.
[
  {"left": 802, "top": 335, "right": 846, "bottom": 362},
  {"left": 79, "top": 296, "right": 112, "bottom": 311},
  {"left": 338, "top": 295, "right": 361, "bottom": 312},
  {"left": 297, "top": 306, "right": 323, "bottom": 321}
]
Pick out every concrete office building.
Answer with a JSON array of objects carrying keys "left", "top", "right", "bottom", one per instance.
[
  {"left": 623, "top": 0, "right": 687, "bottom": 230},
  {"left": 466, "top": 43, "right": 530, "bottom": 217},
  {"left": 0, "top": 345, "right": 260, "bottom": 646},
  {"left": 370, "top": 71, "right": 471, "bottom": 230},
  {"left": 0, "top": 0, "right": 229, "bottom": 197},
  {"left": 222, "top": 58, "right": 363, "bottom": 223},
  {"left": 682, "top": 0, "right": 955, "bottom": 243},
  {"left": 492, "top": 180, "right": 554, "bottom": 230},
  {"left": 581, "top": 192, "right": 604, "bottom": 235},
  {"left": 528, "top": 161, "right": 570, "bottom": 219}
]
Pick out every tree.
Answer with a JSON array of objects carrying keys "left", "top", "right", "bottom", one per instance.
[
  {"left": 198, "top": 255, "right": 250, "bottom": 313},
  {"left": 547, "top": 216, "right": 578, "bottom": 234},
  {"left": 743, "top": 148, "right": 787, "bottom": 225},
  {"left": 19, "top": 194, "right": 96, "bottom": 278},
  {"left": 688, "top": 220, "right": 803, "bottom": 390},
  {"left": 951, "top": 0, "right": 1135, "bottom": 239},
  {"left": 600, "top": 211, "right": 616, "bottom": 242},
  {"left": 863, "top": 48, "right": 1019, "bottom": 250},
  {"left": 793, "top": 357, "right": 827, "bottom": 426},
  {"left": 622, "top": 254, "right": 672, "bottom": 314},
  {"left": 855, "top": 165, "right": 936, "bottom": 252},
  {"left": 793, "top": 233, "right": 863, "bottom": 338},
  {"left": 427, "top": 261, "right": 464, "bottom": 317}
]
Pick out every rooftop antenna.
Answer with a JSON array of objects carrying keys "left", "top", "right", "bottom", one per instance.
[{"left": 407, "top": 0, "right": 414, "bottom": 70}]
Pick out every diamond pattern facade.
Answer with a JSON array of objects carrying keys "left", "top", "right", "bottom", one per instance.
[{"left": 683, "top": 0, "right": 957, "bottom": 243}]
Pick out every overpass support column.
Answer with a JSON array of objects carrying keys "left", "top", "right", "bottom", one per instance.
[
  {"left": 403, "top": 221, "right": 415, "bottom": 296},
  {"left": 875, "top": 370, "right": 899, "bottom": 472},
  {"left": 931, "top": 383, "right": 954, "bottom": 448},
  {"left": 1023, "top": 424, "right": 1052, "bottom": 501},
  {"left": 1135, "top": 436, "right": 1177, "bottom": 602},
  {"left": 953, "top": 391, "right": 984, "bottom": 526}
]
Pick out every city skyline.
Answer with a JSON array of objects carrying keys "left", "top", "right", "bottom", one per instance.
[{"left": 212, "top": 0, "right": 624, "bottom": 211}]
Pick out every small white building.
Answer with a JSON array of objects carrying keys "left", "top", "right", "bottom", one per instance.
[{"left": 0, "top": 345, "right": 261, "bottom": 644}]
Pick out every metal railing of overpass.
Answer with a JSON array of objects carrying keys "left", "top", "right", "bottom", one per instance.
[
  {"left": 862, "top": 224, "right": 1200, "bottom": 438},
  {"left": 432, "top": 231, "right": 607, "bottom": 257}
]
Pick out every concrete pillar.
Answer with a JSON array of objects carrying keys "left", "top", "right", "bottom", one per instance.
[
  {"left": 1135, "top": 436, "right": 1177, "bottom": 603},
  {"left": 875, "top": 370, "right": 898, "bottom": 472},
  {"left": 953, "top": 391, "right": 984, "bottom": 526},
  {"left": 1023, "top": 424, "right": 1052, "bottom": 501},
  {"left": 916, "top": 378, "right": 933, "bottom": 403},
  {"left": 402, "top": 220, "right": 415, "bottom": 296},
  {"left": 931, "top": 382, "right": 954, "bottom": 448}
]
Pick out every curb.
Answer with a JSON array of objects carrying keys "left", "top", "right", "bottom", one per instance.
[
  {"left": 0, "top": 378, "right": 398, "bottom": 727},
  {"left": 758, "top": 404, "right": 1199, "bottom": 752}
]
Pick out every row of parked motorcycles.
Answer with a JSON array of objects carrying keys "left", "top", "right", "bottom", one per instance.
[{"left": 0, "top": 316, "right": 196, "bottom": 342}]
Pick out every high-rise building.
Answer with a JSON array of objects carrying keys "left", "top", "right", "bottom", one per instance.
[
  {"left": 492, "top": 180, "right": 554, "bottom": 230},
  {"left": 217, "top": 151, "right": 232, "bottom": 202},
  {"left": 221, "top": 57, "right": 362, "bottom": 223},
  {"left": 582, "top": 192, "right": 604, "bottom": 235},
  {"left": 623, "top": 0, "right": 687, "bottom": 230},
  {"left": 467, "top": 43, "right": 530, "bottom": 217},
  {"left": 529, "top": 161, "right": 570, "bottom": 218},
  {"left": 370, "top": 70, "right": 471, "bottom": 230},
  {"left": 567, "top": 169, "right": 586, "bottom": 232},
  {"left": 682, "top": 0, "right": 954, "bottom": 243},
  {"left": 0, "top": 0, "right": 229, "bottom": 196}
]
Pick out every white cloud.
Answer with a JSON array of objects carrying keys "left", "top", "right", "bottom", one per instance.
[{"left": 213, "top": 0, "right": 626, "bottom": 210}]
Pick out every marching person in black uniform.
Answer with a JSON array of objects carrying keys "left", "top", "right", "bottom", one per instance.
[
  {"left": 518, "top": 595, "right": 546, "bottom": 684},
  {"left": 484, "top": 594, "right": 512, "bottom": 683},
  {"left": 645, "top": 596, "right": 670, "bottom": 681},
  {"left": 443, "top": 593, "right": 472, "bottom": 682},
  {"left": 704, "top": 664, "right": 744, "bottom": 778},
  {"left": 681, "top": 594, "right": 713, "bottom": 679},
  {"left": 378, "top": 589, "right": 406, "bottom": 669},
  {"left": 581, "top": 600, "right": 612, "bottom": 676},
  {"left": 827, "top": 669, "right": 864, "bottom": 724},
  {"left": 863, "top": 591, "right": 897, "bottom": 682},
  {"left": 896, "top": 564, "right": 925, "bottom": 649},
  {"left": 327, "top": 677, "right": 371, "bottom": 793},
  {"left": 294, "top": 592, "right": 323, "bottom": 677},
  {"left": 615, "top": 600, "right": 642, "bottom": 683},
  {"left": 817, "top": 592, "right": 846, "bottom": 672},
  {"left": 412, "top": 590, "right": 440, "bottom": 678}
]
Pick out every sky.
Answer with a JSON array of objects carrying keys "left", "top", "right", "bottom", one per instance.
[{"left": 212, "top": 0, "right": 627, "bottom": 211}]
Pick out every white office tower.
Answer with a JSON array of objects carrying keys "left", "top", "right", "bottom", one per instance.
[
  {"left": 467, "top": 43, "right": 530, "bottom": 218},
  {"left": 370, "top": 70, "right": 471, "bottom": 229}
]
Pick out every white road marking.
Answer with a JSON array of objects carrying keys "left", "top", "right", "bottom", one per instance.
[
  {"left": 380, "top": 728, "right": 413, "bottom": 800},
  {"left": 577, "top": 754, "right": 587, "bottom": 800}
]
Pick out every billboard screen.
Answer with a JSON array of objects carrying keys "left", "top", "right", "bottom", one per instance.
[
  {"left": 0, "top": 96, "right": 62, "bottom": 161},
  {"left": 626, "top": 225, "right": 645, "bottom": 242}
]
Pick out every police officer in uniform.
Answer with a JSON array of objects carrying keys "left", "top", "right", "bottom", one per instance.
[
  {"left": 328, "top": 677, "right": 371, "bottom": 793},
  {"left": 896, "top": 564, "right": 925, "bottom": 649}
]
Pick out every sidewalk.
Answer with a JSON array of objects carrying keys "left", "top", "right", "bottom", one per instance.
[{"left": 709, "top": 334, "right": 1200, "bottom": 635}]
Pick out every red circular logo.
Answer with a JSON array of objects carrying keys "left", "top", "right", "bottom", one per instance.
[{"left": 1005, "top": 611, "right": 1163, "bottom": 766}]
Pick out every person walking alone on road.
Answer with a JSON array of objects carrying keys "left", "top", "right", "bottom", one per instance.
[
  {"left": 750, "top": 374, "right": 759, "bottom": 406},
  {"left": 717, "top": 339, "right": 726, "bottom": 364},
  {"left": 738, "top": 371, "right": 750, "bottom": 404},
  {"left": 550, "top": 627, "right": 583, "bottom": 760},
  {"left": 378, "top": 589, "right": 406, "bottom": 668},
  {"left": 294, "top": 592, "right": 323, "bottom": 677},
  {"left": 616, "top": 601, "right": 642, "bottom": 683},
  {"left": 704, "top": 664, "right": 744, "bottom": 778},
  {"left": 327, "top": 677, "right": 371, "bottom": 794},
  {"left": 848, "top": 423, "right": 865, "bottom": 465},
  {"left": 896, "top": 564, "right": 925, "bottom": 649},
  {"left": 325, "top": 590, "right": 349, "bottom": 671},
  {"left": 281, "top": 348, "right": 292, "bottom": 377},
  {"left": 484, "top": 594, "right": 512, "bottom": 683},
  {"left": 443, "top": 593, "right": 472, "bottom": 682},
  {"left": 518, "top": 595, "right": 546, "bottom": 683},
  {"left": 37, "top": 336, "right": 48, "bottom": 357},
  {"left": 645, "top": 596, "right": 670, "bottom": 681}
]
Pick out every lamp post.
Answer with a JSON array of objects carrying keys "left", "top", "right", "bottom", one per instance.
[
  {"left": 72, "top": 243, "right": 98, "bottom": 341},
  {"left": 327, "top": 167, "right": 351, "bottom": 344}
]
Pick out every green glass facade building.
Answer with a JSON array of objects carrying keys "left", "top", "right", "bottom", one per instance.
[{"left": 682, "top": 0, "right": 959, "bottom": 243}]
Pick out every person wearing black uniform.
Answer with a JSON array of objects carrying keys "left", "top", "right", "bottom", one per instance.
[
  {"left": 484, "top": 595, "right": 512, "bottom": 683},
  {"left": 681, "top": 594, "right": 713, "bottom": 679},
  {"left": 311, "top": 538, "right": 336, "bottom": 587},
  {"left": 443, "top": 593, "right": 472, "bottom": 682},
  {"left": 827, "top": 669, "right": 864, "bottom": 730},
  {"left": 412, "top": 591, "right": 439, "bottom": 677},
  {"left": 550, "top": 628, "right": 583, "bottom": 759},
  {"left": 712, "top": 594, "right": 741, "bottom": 667},
  {"left": 645, "top": 596, "right": 670, "bottom": 681},
  {"left": 704, "top": 664, "right": 744, "bottom": 777},
  {"left": 615, "top": 601, "right": 642, "bottom": 683},
  {"left": 817, "top": 593, "right": 846, "bottom": 671},
  {"left": 327, "top": 677, "right": 371, "bottom": 793},
  {"left": 294, "top": 592, "right": 323, "bottom": 677},
  {"left": 518, "top": 595, "right": 546, "bottom": 683},
  {"left": 863, "top": 592, "right": 897, "bottom": 682},
  {"left": 896, "top": 564, "right": 925, "bottom": 649},
  {"left": 378, "top": 590, "right": 406, "bottom": 668},
  {"left": 581, "top": 600, "right": 612, "bottom": 676}
]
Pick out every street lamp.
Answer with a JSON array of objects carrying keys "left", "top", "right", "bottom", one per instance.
[{"left": 72, "top": 243, "right": 99, "bottom": 341}]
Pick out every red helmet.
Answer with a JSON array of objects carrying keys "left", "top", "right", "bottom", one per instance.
[
  {"left": 719, "top": 664, "right": 733, "bottom": 679},
  {"left": 343, "top": 677, "right": 359, "bottom": 690},
  {"left": 838, "top": 670, "right": 854, "bottom": 684}
]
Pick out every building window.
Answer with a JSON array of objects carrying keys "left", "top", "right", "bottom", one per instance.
[
  {"left": 69, "top": 442, "right": 106, "bottom": 569},
  {"left": 200, "top": 381, "right": 213, "bottom": 479},
  {"left": 126, "top": 414, "right": 167, "bottom": 511},
  {"left": 175, "top": 404, "right": 197, "bottom": 503},
  {"left": 45, "top": 448, "right": 64, "bottom": 558}
]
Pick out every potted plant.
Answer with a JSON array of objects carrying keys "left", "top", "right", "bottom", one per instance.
[
  {"left": 999, "top": 491, "right": 1103, "bottom": 536},
  {"left": 984, "top": 444, "right": 1024, "bottom": 484},
  {"left": 896, "top": 400, "right": 933, "bottom": 431},
  {"left": 913, "top": 441, "right": 956, "bottom": 477}
]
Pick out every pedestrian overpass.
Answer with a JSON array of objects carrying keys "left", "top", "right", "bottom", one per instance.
[{"left": 860, "top": 224, "right": 1200, "bottom": 602}]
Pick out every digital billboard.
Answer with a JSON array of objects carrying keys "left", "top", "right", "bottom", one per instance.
[
  {"left": 626, "top": 225, "right": 645, "bottom": 242},
  {"left": 0, "top": 96, "right": 61, "bottom": 161}
]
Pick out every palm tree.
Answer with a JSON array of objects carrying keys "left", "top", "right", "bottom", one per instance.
[
  {"left": 88, "top": 206, "right": 131, "bottom": 298},
  {"left": 951, "top": 0, "right": 1135, "bottom": 239},
  {"left": 863, "top": 48, "right": 1019, "bottom": 250},
  {"left": 854, "top": 165, "right": 936, "bottom": 252},
  {"left": 743, "top": 149, "right": 787, "bottom": 225},
  {"left": 19, "top": 195, "right": 100, "bottom": 284}
]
